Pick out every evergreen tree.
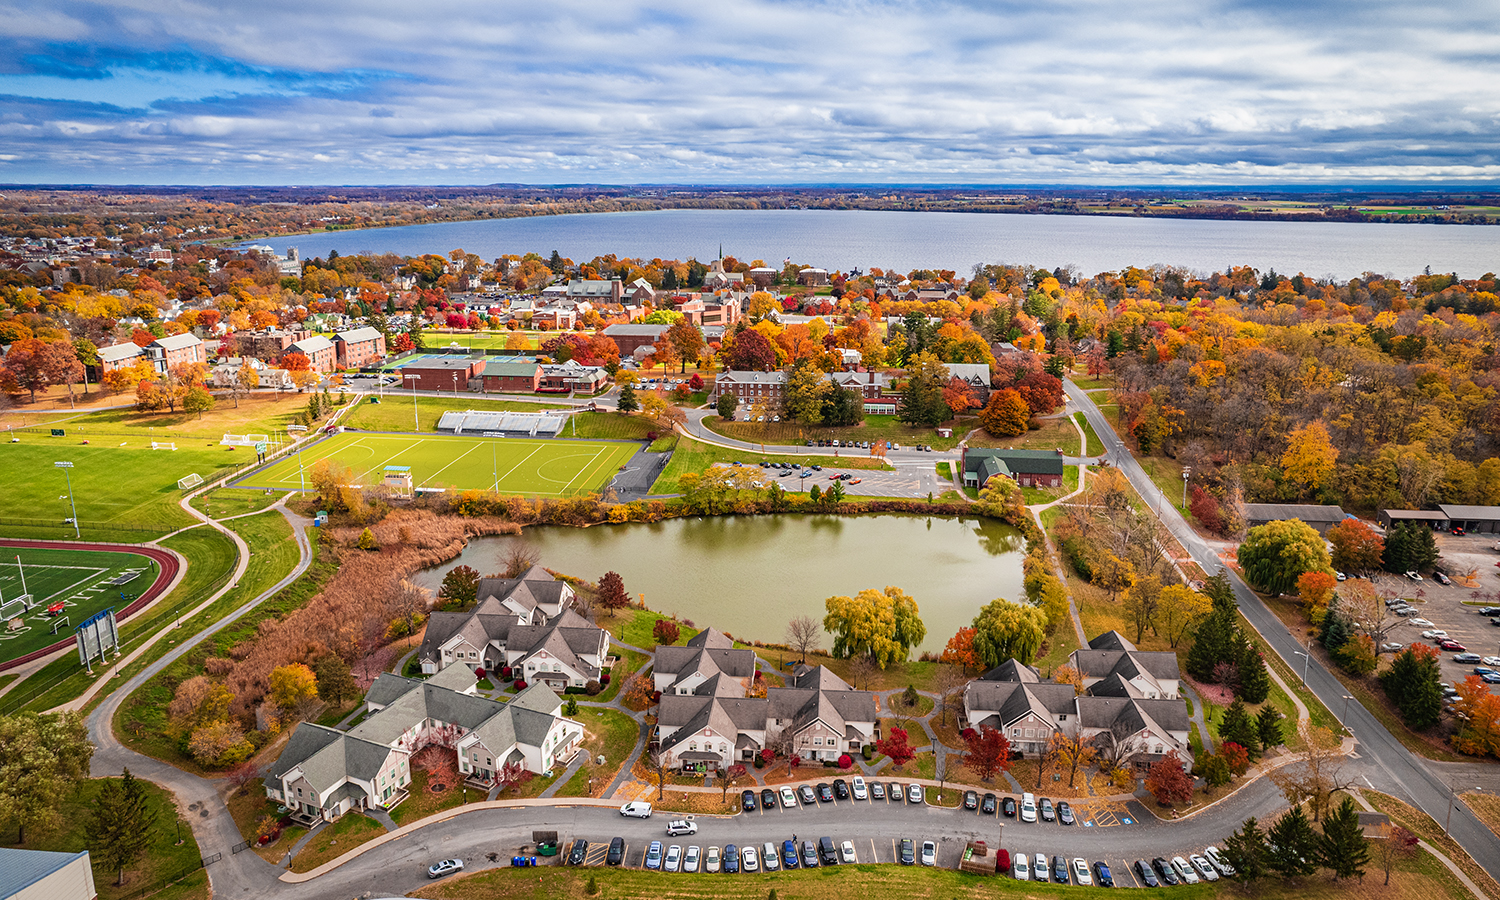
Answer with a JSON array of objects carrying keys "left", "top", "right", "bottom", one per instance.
[
  {"left": 616, "top": 382, "right": 639, "bottom": 413},
  {"left": 1203, "top": 573, "right": 1238, "bottom": 612},
  {"left": 307, "top": 392, "right": 323, "bottom": 420},
  {"left": 1222, "top": 816, "right": 1267, "bottom": 884},
  {"left": 1187, "top": 604, "right": 1237, "bottom": 681},
  {"left": 1219, "top": 699, "right": 1260, "bottom": 757},
  {"left": 1320, "top": 608, "right": 1352, "bottom": 653},
  {"left": 314, "top": 655, "right": 359, "bottom": 706},
  {"left": 1379, "top": 646, "right": 1444, "bottom": 731},
  {"left": 88, "top": 768, "right": 157, "bottom": 885},
  {"left": 1266, "top": 806, "right": 1319, "bottom": 878},
  {"left": 1236, "top": 634, "right": 1271, "bottom": 703},
  {"left": 1201, "top": 754, "right": 1231, "bottom": 790},
  {"left": 1382, "top": 522, "right": 1439, "bottom": 573},
  {"left": 1257, "top": 706, "right": 1285, "bottom": 749},
  {"left": 1319, "top": 797, "right": 1370, "bottom": 880}
]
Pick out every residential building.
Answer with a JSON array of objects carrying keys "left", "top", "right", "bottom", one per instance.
[
  {"left": 146, "top": 333, "right": 205, "bottom": 373},
  {"left": 1379, "top": 504, "right": 1500, "bottom": 533},
  {"left": 287, "top": 335, "right": 337, "bottom": 373},
  {"left": 0, "top": 848, "right": 96, "bottom": 900},
  {"left": 960, "top": 448, "right": 1066, "bottom": 489},
  {"left": 1069, "top": 631, "right": 1180, "bottom": 699},
  {"left": 959, "top": 662, "right": 1078, "bottom": 755},
  {"left": 482, "top": 359, "right": 543, "bottom": 393},
  {"left": 653, "top": 628, "right": 757, "bottom": 696},
  {"left": 797, "top": 267, "right": 829, "bottom": 286},
  {"left": 333, "top": 326, "right": 387, "bottom": 368},
  {"left": 504, "top": 609, "right": 610, "bottom": 690},
  {"left": 96, "top": 341, "right": 145, "bottom": 373},
  {"left": 236, "top": 328, "right": 311, "bottom": 361},
  {"left": 700, "top": 295, "right": 742, "bottom": 328},
  {"left": 396, "top": 356, "right": 483, "bottom": 393},
  {"left": 710, "top": 370, "right": 786, "bottom": 407},
  {"left": 417, "top": 566, "right": 585, "bottom": 675},
  {"left": 602, "top": 323, "right": 669, "bottom": 357},
  {"left": 626, "top": 278, "right": 656, "bottom": 304},
  {"left": 532, "top": 306, "right": 576, "bottom": 330}
]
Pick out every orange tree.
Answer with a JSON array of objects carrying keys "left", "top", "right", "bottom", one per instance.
[{"left": 978, "top": 388, "right": 1029, "bottom": 437}]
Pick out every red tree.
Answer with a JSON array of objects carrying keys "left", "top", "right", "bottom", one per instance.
[
  {"left": 391, "top": 332, "right": 415, "bottom": 353},
  {"left": 596, "top": 571, "right": 630, "bottom": 614},
  {"left": 1189, "top": 485, "right": 1226, "bottom": 535},
  {"left": 281, "top": 351, "right": 311, "bottom": 371},
  {"left": 653, "top": 618, "right": 681, "bottom": 646},
  {"left": 1145, "top": 752, "right": 1193, "bottom": 806},
  {"left": 724, "top": 328, "right": 777, "bottom": 371},
  {"left": 877, "top": 726, "right": 916, "bottom": 768},
  {"left": 1015, "top": 372, "right": 1064, "bottom": 415},
  {"left": 1221, "top": 742, "right": 1250, "bottom": 776},
  {"left": 961, "top": 724, "right": 1013, "bottom": 782},
  {"left": 940, "top": 626, "right": 982, "bottom": 673}
]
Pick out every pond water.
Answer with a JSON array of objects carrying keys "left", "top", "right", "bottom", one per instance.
[{"left": 410, "top": 513, "right": 1026, "bottom": 655}]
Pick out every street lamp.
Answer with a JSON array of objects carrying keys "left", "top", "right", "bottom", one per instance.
[
  {"left": 1293, "top": 639, "right": 1312, "bottom": 684},
  {"left": 405, "top": 374, "right": 421, "bottom": 430},
  {"left": 286, "top": 425, "right": 308, "bottom": 493},
  {"left": 1182, "top": 467, "right": 1191, "bottom": 510},
  {"left": 1341, "top": 695, "right": 1353, "bottom": 727},
  {"left": 54, "top": 461, "right": 79, "bottom": 538},
  {"left": 1445, "top": 782, "right": 1480, "bottom": 833}
]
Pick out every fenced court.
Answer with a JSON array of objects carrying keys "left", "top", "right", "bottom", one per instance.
[
  {"left": 234, "top": 431, "right": 638, "bottom": 497},
  {"left": 0, "top": 546, "right": 161, "bottom": 666}
]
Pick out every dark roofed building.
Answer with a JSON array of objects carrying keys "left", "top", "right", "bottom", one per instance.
[
  {"left": 1242, "top": 503, "right": 1350, "bottom": 535},
  {"left": 960, "top": 448, "right": 1066, "bottom": 489},
  {"left": 417, "top": 566, "right": 584, "bottom": 675}
]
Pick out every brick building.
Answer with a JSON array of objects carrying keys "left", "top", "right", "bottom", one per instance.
[
  {"left": 482, "top": 360, "right": 542, "bottom": 393},
  {"left": 333, "top": 326, "right": 386, "bottom": 368},
  {"left": 287, "top": 335, "right": 337, "bottom": 373},
  {"left": 147, "top": 333, "right": 205, "bottom": 373},
  {"left": 398, "top": 357, "right": 484, "bottom": 393},
  {"left": 602, "top": 323, "right": 670, "bottom": 357},
  {"left": 236, "top": 328, "right": 311, "bottom": 361}
]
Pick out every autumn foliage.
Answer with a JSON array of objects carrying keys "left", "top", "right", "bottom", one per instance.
[{"left": 978, "top": 388, "right": 1029, "bottom": 437}]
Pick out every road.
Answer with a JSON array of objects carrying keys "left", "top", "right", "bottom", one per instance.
[{"left": 1063, "top": 378, "right": 1500, "bottom": 885}]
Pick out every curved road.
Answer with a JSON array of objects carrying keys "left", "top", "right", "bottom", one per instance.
[{"left": 1063, "top": 378, "right": 1500, "bottom": 884}]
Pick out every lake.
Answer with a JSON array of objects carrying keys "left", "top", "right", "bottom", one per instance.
[
  {"left": 410, "top": 513, "right": 1027, "bottom": 656},
  {"left": 249, "top": 208, "right": 1499, "bottom": 280}
]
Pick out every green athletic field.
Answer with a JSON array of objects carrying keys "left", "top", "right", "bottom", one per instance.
[
  {"left": 235, "top": 432, "right": 638, "bottom": 497},
  {"left": 0, "top": 547, "right": 161, "bottom": 664}
]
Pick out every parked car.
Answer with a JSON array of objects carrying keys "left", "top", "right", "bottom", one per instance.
[
  {"left": 833, "top": 779, "right": 850, "bottom": 800},
  {"left": 1058, "top": 801, "right": 1075, "bottom": 825},
  {"left": 1435, "top": 572, "right": 1452, "bottom": 585},
  {"left": 782, "top": 840, "right": 799, "bottom": 869},
  {"left": 1441, "top": 640, "right": 1468, "bottom": 651},
  {"left": 741, "top": 790, "right": 756, "bottom": 811},
  {"left": 1476, "top": 607, "right": 1500, "bottom": 616},
  {"left": 981, "top": 792, "right": 998, "bottom": 815},
  {"left": 1003, "top": 796, "right": 1017, "bottom": 818},
  {"left": 871, "top": 781, "right": 886, "bottom": 800},
  {"left": 1406, "top": 571, "right": 1424, "bottom": 582},
  {"left": 908, "top": 783, "right": 924, "bottom": 804},
  {"left": 1013, "top": 852, "right": 1030, "bottom": 880},
  {"left": 723, "top": 844, "right": 740, "bottom": 874},
  {"left": 852, "top": 776, "right": 868, "bottom": 800},
  {"left": 1484, "top": 656, "right": 1500, "bottom": 667},
  {"left": 1039, "top": 797, "right": 1056, "bottom": 821},
  {"left": 899, "top": 838, "right": 915, "bottom": 865},
  {"left": 1020, "top": 792, "right": 1038, "bottom": 822},
  {"left": 664, "top": 845, "right": 682, "bottom": 873},
  {"left": 1172, "top": 856, "right": 1200, "bottom": 884},
  {"left": 1381, "top": 642, "right": 1404, "bottom": 653},
  {"left": 427, "top": 858, "right": 464, "bottom": 879},
  {"left": 817, "top": 783, "right": 834, "bottom": 803},
  {"left": 1452, "top": 526, "right": 1467, "bottom": 535},
  {"left": 1203, "top": 846, "right": 1236, "bottom": 877},
  {"left": 645, "top": 841, "right": 663, "bottom": 870},
  {"left": 1052, "top": 855, "right": 1069, "bottom": 884},
  {"left": 1152, "top": 857, "right": 1180, "bottom": 886},
  {"left": 818, "top": 836, "right": 839, "bottom": 866},
  {"left": 889, "top": 782, "right": 904, "bottom": 801},
  {"left": 841, "top": 840, "right": 858, "bottom": 864},
  {"left": 741, "top": 845, "right": 759, "bottom": 873},
  {"left": 963, "top": 790, "right": 979, "bottom": 810},
  {"left": 684, "top": 845, "right": 700, "bottom": 873},
  {"left": 761, "top": 788, "right": 777, "bottom": 809},
  {"left": 607, "top": 837, "right": 625, "bottom": 866},
  {"left": 1410, "top": 617, "right": 1435, "bottom": 627},
  {"left": 1190, "top": 854, "right": 1220, "bottom": 881},
  {"left": 1134, "top": 859, "right": 1161, "bottom": 887},
  {"left": 921, "top": 841, "right": 937, "bottom": 867},
  {"left": 1455, "top": 653, "right": 1483, "bottom": 663},
  {"left": 761, "top": 842, "right": 778, "bottom": 871},
  {"left": 705, "top": 846, "right": 721, "bottom": 873},
  {"left": 802, "top": 841, "right": 819, "bottom": 868},
  {"left": 567, "top": 839, "right": 588, "bottom": 865},
  {"left": 799, "top": 785, "right": 817, "bottom": 805},
  {"left": 666, "top": 820, "right": 698, "bottom": 837},
  {"left": 780, "top": 787, "right": 798, "bottom": 808},
  {"left": 1094, "top": 860, "right": 1115, "bottom": 887},
  {"left": 1420, "top": 629, "right": 1448, "bottom": 639},
  {"left": 1073, "top": 858, "right": 1093, "bottom": 886},
  {"left": 621, "top": 801, "right": 652, "bottom": 818},
  {"left": 1483, "top": 672, "right": 1500, "bottom": 684}
]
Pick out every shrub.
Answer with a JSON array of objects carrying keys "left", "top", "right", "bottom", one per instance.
[
  {"left": 473, "top": 667, "right": 486, "bottom": 680},
  {"left": 585, "top": 680, "right": 602, "bottom": 695},
  {"left": 838, "top": 753, "right": 853, "bottom": 770},
  {"left": 515, "top": 680, "right": 528, "bottom": 690},
  {"left": 601, "top": 673, "right": 610, "bottom": 685}
]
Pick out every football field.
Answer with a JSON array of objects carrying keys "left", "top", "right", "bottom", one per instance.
[
  {"left": 235, "top": 432, "right": 638, "bottom": 497},
  {"left": 0, "top": 546, "right": 161, "bottom": 664}
]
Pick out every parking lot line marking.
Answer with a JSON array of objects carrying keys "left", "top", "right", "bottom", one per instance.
[{"left": 870, "top": 838, "right": 878, "bottom": 862}]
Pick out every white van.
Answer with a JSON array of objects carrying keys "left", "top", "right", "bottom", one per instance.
[
  {"left": 620, "top": 801, "right": 652, "bottom": 818},
  {"left": 1020, "top": 792, "right": 1037, "bottom": 823}
]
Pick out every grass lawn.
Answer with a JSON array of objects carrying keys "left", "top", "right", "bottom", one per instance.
[
  {"left": 603, "top": 607, "right": 703, "bottom": 649},
  {"left": 1021, "top": 466, "right": 1079, "bottom": 505},
  {"left": 557, "top": 707, "right": 640, "bottom": 797},
  {"left": 0, "top": 775, "right": 209, "bottom": 900},
  {"left": 236, "top": 431, "right": 636, "bottom": 497},
  {"left": 1074, "top": 412, "right": 1105, "bottom": 456},
  {"left": 568, "top": 411, "right": 660, "bottom": 442},
  {"left": 652, "top": 437, "right": 887, "bottom": 494},
  {"left": 389, "top": 768, "right": 479, "bottom": 826},
  {"left": 189, "top": 487, "right": 287, "bottom": 519},
  {"left": 1461, "top": 790, "right": 1500, "bottom": 839},
  {"left": 968, "top": 415, "right": 1080, "bottom": 456},
  {"left": 705, "top": 413, "right": 965, "bottom": 451},
  {"left": 227, "top": 778, "right": 309, "bottom": 863},
  {"left": 340, "top": 394, "right": 568, "bottom": 433},
  {"left": 596, "top": 648, "right": 648, "bottom": 703},
  {"left": 1137, "top": 455, "right": 1193, "bottom": 517},
  {"left": 1366, "top": 791, "right": 1500, "bottom": 898},
  {"left": 0, "top": 546, "right": 162, "bottom": 666},
  {"left": 0, "top": 439, "right": 246, "bottom": 537},
  {"left": 14, "top": 391, "right": 318, "bottom": 443},
  {"left": 885, "top": 693, "right": 935, "bottom": 718},
  {"left": 1034, "top": 623, "right": 1082, "bottom": 674},
  {"left": 289, "top": 811, "right": 388, "bottom": 872}
]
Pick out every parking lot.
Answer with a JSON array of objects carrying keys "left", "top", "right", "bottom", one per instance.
[
  {"left": 738, "top": 461, "right": 948, "bottom": 499},
  {"left": 1380, "top": 533, "right": 1500, "bottom": 694}
]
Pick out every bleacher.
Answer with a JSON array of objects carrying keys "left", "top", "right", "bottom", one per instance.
[{"left": 436, "top": 409, "right": 567, "bottom": 437}]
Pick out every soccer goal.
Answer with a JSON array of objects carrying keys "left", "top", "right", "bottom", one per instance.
[
  {"left": 178, "top": 473, "right": 204, "bottom": 490},
  {"left": 152, "top": 442, "right": 177, "bottom": 451}
]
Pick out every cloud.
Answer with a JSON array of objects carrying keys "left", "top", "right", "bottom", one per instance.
[{"left": 0, "top": 0, "right": 1494, "bottom": 183}]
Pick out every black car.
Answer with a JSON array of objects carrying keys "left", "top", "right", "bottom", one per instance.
[
  {"left": 568, "top": 838, "right": 589, "bottom": 866},
  {"left": 1039, "top": 797, "right": 1056, "bottom": 821},
  {"left": 898, "top": 838, "right": 915, "bottom": 865},
  {"left": 833, "top": 779, "right": 850, "bottom": 800},
  {"left": 1153, "top": 857, "right": 1180, "bottom": 886},
  {"left": 963, "top": 790, "right": 979, "bottom": 810},
  {"left": 741, "top": 789, "right": 756, "bottom": 811},
  {"left": 1478, "top": 606, "right": 1500, "bottom": 616},
  {"left": 761, "top": 788, "right": 777, "bottom": 809},
  {"left": 981, "top": 792, "right": 997, "bottom": 815},
  {"left": 1053, "top": 855, "right": 1069, "bottom": 884},
  {"left": 1134, "top": 859, "right": 1159, "bottom": 887},
  {"left": 818, "top": 836, "right": 839, "bottom": 866},
  {"left": 817, "top": 783, "right": 834, "bottom": 802},
  {"left": 1094, "top": 861, "right": 1114, "bottom": 887},
  {"left": 1002, "top": 796, "right": 1017, "bottom": 818},
  {"left": 1058, "top": 801, "right": 1075, "bottom": 825},
  {"left": 723, "top": 844, "right": 740, "bottom": 874},
  {"left": 606, "top": 837, "right": 625, "bottom": 866}
]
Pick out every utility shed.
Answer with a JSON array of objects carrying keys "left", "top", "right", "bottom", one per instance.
[{"left": 0, "top": 848, "right": 96, "bottom": 900}]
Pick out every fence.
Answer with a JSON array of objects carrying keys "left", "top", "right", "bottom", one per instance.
[
  {"left": 230, "top": 840, "right": 252, "bottom": 854},
  {"left": 105, "top": 855, "right": 213, "bottom": 900}
]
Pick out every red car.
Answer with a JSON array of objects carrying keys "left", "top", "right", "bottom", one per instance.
[
  {"left": 1440, "top": 640, "right": 1467, "bottom": 652},
  {"left": 1452, "top": 527, "right": 1467, "bottom": 536}
]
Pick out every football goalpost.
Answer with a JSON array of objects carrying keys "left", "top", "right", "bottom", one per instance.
[{"left": 151, "top": 442, "right": 177, "bottom": 450}]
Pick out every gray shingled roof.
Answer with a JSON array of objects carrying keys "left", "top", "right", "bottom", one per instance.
[
  {"left": 978, "top": 660, "right": 1040, "bottom": 683},
  {"left": 1242, "top": 503, "right": 1348, "bottom": 522},
  {"left": 335, "top": 326, "right": 382, "bottom": 343},
  {"left": 1087, "top": 631, "right": 1137, "bottom": 652}
]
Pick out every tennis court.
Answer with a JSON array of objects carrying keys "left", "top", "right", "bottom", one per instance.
[
  {"left": 0, "top": 547, "right": 160, "bottom": 664},
  {"left": 235, "top": 431, "right": 638, "bottom": 497}
]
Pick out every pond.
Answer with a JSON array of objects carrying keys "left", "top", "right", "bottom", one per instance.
[{"left": 411, "top": 513, "right": 1027, "bottom": 656}]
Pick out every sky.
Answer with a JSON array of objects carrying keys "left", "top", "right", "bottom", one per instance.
[{"left": 0, "top": 0, "right": 1497, "bottom": 185}]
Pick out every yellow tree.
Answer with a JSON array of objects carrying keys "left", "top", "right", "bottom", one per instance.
[
  {"left": 1281, "top": 421, "right": 1338, "bottom": 495},
  {"left": 268, "top": 663, "right": 318, "bottom": 713},
  {"left": 1156, "top": 583, "right": 1211, "bottom": 648},
  {"left": 1049, "top": 731, "right": 1097, "bottom": 788}
]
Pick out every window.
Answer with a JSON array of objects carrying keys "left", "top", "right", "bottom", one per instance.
[
  {"left": 1058, "top": 715, "right": 1067, "bottom": 722},
  {"left": 1012, "top": 728, "right": 1020, "bottom": 738}
]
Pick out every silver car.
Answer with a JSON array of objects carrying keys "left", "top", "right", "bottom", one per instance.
[{"left": 907, "top": 783, "right": 924, "bottom": 803}]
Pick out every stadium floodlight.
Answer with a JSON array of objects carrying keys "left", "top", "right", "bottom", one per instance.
[
  {"left": 54, "top": 461, "right": 79, "bottom": 538},
  {"left": 405, "top": 374, "right": 421, "bottom": 431},
  {"left": 285, "top": 425, "right": 309, "bottom": 492}
]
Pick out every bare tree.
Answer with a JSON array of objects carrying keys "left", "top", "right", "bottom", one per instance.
[
  {"left": 502, "top": 543, "right": 540, "bottom": 579},
  {"left": 1268, "top": 722, "right": 1354, "bottom": 821},
  {"left": 1338, "top": 578, "right": 1400, "bottom": 648},
  {"left": 649, "top": 745, "right": 672, "bottom": 800},
  {"left": 933, "top": 665, "right": 968, "bottom": 727},
  {"left": 845, "top": 654, "right": 878, "bottom": 691},
  {"left": 391, "top": 578, "right": 432, "bottom": 644},
  {"left": 765, "top": 726, "right": 797, "bottom": 773},
  {"left": 1377, "top": 825, "right": 1418, "bottom": 885},
  {"left": 1091, "top": 717, "right": 1138, "bottom": 774},
  {"left": 785, "top": 615, "right": 821, "bottom": 662}
]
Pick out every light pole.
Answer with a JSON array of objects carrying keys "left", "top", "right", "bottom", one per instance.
[
  {"left": 1182, "top": 467, "right": 1191, "bottom": 509},
  {"left": 1445, "top": 781, "right": 1479, "bottom": 834},
  {"left": 286, "top": 425, "right": 308, "bottom": 493},
  {"left": 452, "top": 372, "right": 458, "bottom": 399},
  {"left": 1293, "top": 639, "right": 1311, "bottom": 684},
  {"left": 405, "top": 374, "right": 421, "bottom": 430},
  {"left": 1341, "top": 694, "right": 1353, "bottom": 727},
  {"left": 54, "top": 461, "right": 79, "bottom": 538}
]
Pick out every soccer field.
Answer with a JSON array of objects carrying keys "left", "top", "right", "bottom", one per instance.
[
  {"left": 0, "top": 547, "right": 161, "bottom": 664},
  {"left": 235, "top": 432, "right": 639, "bottom": 497}
]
